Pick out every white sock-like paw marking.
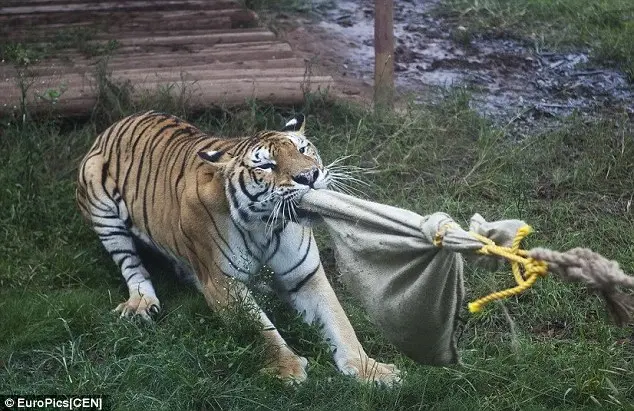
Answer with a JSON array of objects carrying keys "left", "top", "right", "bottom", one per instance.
[
  {"left": 340, "top": 356, "right": 402, "bottom": 386},
  {"left": 261, "top": 354, "right": 308, "bottom": 384},
  {"left": 114, "top": 294, "right": 161, "bottom": 321}
]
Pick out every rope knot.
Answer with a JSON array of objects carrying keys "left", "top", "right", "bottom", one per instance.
[{"left": 467, "top": 224, "right": 548, "bottom": 313}]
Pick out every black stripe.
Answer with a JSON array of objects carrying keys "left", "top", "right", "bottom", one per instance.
[
  {"left": 297, "top": 227, "right": 306, "bottom": 251},
  {"left": 139, "top": 124, "right": 182, "bottom": 236},
  {"left": 103, "top": 114, "right": 138, "bottom": 161},
  {"left": 92, "top": 213, "right": 123, "bottom": 220},
  {"left": 289, "top": 265, "right": 320, "bottom": 293},
  {"left": 173, "top": 144, "right": 194, "bottom": 192},
  {"left": 180, "top": 230, "right": 213, "bottom": 276},
  {"left": 117, "top": 114, "right": 157, "bottom": 181},
  {"left": 114, "top": 253, "right": 134, "bottom": 269},
  {"left": 125, "top": 272, "right": 140, "bottom": 282},
  {"left": 110, "top": 114, "right": 140, "bottom": 173},
  {"left": 97, "top": 119, "right": 125, "bottom": 159},
  {"left": 150, "top": 127, "right": 193, "bottom": 205},
  {"left": 163, "top": 133, "right": 200, "bottom": 196},
  {"left": 279, "top": 237, "right": 312, "bottom": 276},
  {"left": 194, "top": 181, "right": 251, "bottom": 276},
  {"left": 231, "top": 218, "right": 255, "bottom": 257},
  {"left": 100, "top": 161, "right": 110, "bottom": 196},
  {"left": 97, "top": 230, "right": 132, "bottom": 238},
  {"left": 227, "top": 181, "right": 250, "bottom": 222},
  {"left": 76, "top": 200, "right": 90, "bottom": 215},
  {"left": 121, "top": 115, "right": 167, "bottom": 197},
  {"left": 110, "top": 249, "right": 135, "bottom": 257},
  {"left": 123, "top": 261, "right": 143, "bottom": 271},
  {"left": 264, "top": 231, "right": 281, "bottom": 263},
  {"left": 91, "top": 221, "right": 125, "bottom": 229},
  {"left": 238, "top": 170, "right": 261, "bottom": 202},
  {"left": 84, "top": 196, "right": 110, "bottom": 214},
  {"left": 197, "top": 183, "right": 232, "bottom": 252}
]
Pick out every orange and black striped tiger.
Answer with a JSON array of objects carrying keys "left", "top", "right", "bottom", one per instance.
[{"left": 76, "top": 111, "right": 400, "bottom": 383}]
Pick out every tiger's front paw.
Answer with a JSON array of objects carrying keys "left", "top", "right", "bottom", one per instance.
[
  {"left": 261, "top": 352, "right": 308, "bottom": 384},
  {"left": 340, "top": 356, "right": 402, "bottom": 386},
  {"left": 114, "top": 294, "right": 161, "bottom": 321}
]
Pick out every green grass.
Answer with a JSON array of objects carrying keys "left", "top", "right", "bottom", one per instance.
[
  {"left": 1, "top": 89, "right": 633, "bottom": 410},
  {"left": 439, "top": 0, "right": 634, "bottom": 80}
]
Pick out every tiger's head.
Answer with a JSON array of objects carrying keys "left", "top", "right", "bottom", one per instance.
[{"left": 198, "top": 115, "right": 330, "bottom": 231}]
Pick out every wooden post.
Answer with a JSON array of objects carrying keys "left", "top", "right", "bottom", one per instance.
[{"left": 374, "top": 0, "right": 394, "bottom": 111}]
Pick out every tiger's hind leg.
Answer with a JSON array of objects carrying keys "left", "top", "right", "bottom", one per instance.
[{"left": 77, "top": 158, "right": 160, "bottom": 321}]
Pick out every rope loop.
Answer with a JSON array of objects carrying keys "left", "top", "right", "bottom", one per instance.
[
  {"left": 450, "top": 224, "right": 549, "bottom": 313},
  {"left": 436, "top": 222, "right": 634, "bottom": 325}
]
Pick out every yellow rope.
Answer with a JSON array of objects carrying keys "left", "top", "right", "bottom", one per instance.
[
  {"left": 438, "top": 224, "right": 549, "bottom": 313},
  {"left": 469, "top": 225, "right": 548, "bottom": 312}
]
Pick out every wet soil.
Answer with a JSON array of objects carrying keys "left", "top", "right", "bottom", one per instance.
[{"left": 282, "top": 0, "right": 633, "bottom": 130}]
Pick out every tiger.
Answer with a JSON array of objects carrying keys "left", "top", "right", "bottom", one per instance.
[{"left": 76, "top": 110, "right": 401, "bottom": 384}]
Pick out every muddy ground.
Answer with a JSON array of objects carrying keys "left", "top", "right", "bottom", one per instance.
[{"left": 281, "top": 0, "right": 633, "bottom": 132}]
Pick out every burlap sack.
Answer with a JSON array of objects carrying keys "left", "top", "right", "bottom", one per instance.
[{"left": 299, "top": 190, "right": 526, "bottom": 365}]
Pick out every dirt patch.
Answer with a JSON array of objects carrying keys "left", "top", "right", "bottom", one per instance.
[
  {"left": 281, "top": 0, "right": 633, "bottom": 129},
  {"left": 530, "top": 320, "right": 571, "bottom": 340}
]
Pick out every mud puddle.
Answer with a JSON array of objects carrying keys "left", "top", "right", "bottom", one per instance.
[{"left": 308, "top": 0, "right": 633, "bottom": 129}]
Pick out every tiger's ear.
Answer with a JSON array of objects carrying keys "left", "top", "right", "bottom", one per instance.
[
  {"left": 198, "top": 150, "right": 223, "bottom": 162},
  {"left": 198, "top": 150, "right": 232, "bottom": 169},
  {"left": 281, "top": 114, "right": 306, "bottom": 134}
]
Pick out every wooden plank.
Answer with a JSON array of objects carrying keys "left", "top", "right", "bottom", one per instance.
[
  {"left": 0, "top": 76, "right": 334, "bottom": 115},
  {"left": 108, "top": 40, "right": 289, "bottom": 55},
  {"left": 0, "top": 58, "right": 307, "bottom": 78},
  {"left": 96, "top": 43, "right": 295, "bottom": 67},
  {"left": 0, "top": 9, "right": 258, "bottom": 29},
  {"left": 13, "top": 31, "right": 277, "bottom": 53},
  {"left": 1, "top": 0, "right": 240, "bottom": 14},
  {"left": 2, "top": 18, "right": 237, "bottom": 40},
  {"left": 2, "top": 0, "right": 238, "bottom": 5},
  {"left": 0, "top": 68, "right": 312, "bottom": 92},
  {"left": 116, "top": 31, "right": 277, "bottom": 47},
  {"left": 0, "top": 42, "right": 294, "bottom": 73},
  {"left": 115, "top": 67, "right": 311, "bottom": 81},
  {"left": 0, "top": 68, "right": 315, "bottom": 102},
  {"left": 9, "top": 28, "right": 240, "bottom": 41},
  {"left": 3, "top": 42, "right": 295, "bottom": 70}
]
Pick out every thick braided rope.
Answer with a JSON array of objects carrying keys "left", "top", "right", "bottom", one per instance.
[{"left": 529, "top": 247, "right": 634, "bottom": 326}]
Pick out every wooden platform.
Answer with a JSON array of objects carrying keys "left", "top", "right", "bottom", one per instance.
[{"left": 0, "top": 0, "right": 333, "bottom": 116}]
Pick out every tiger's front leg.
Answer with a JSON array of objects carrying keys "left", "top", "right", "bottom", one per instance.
[
  {"left": 270, "top": 226, "right": 401, "bottom": 385},
  {"left": 182, "top": 227, "right": 308, "bottom": 383},
  {"left": 197, "top": 270, "right": 309, "bottom": 383}
]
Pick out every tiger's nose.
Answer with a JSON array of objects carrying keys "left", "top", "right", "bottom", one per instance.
[{"left": 292, "top": 167, "right": 320, "bottom": 187}]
